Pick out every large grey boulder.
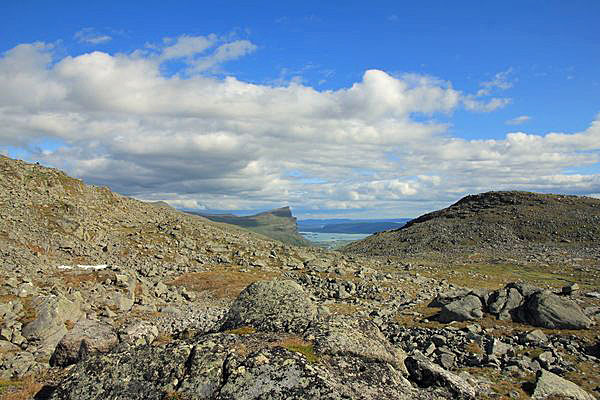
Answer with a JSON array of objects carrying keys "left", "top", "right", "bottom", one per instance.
[
  {"left": 431, "top": 282, "right": 593, "bottom": 330},
  {"left": 437, "top": 295, "right": 483, "bottom": 323},
  {"left": 430, "top": 289, "right": 472, "bottom": 307},
  {"left": 308, "top": 315, "right": 407, "bottom": 374},
  {"left": 50, "top": 319, "right": 118, "bottom": 367},
  {"left": 531, "top": 369, "right": 595, "bottom": 399},
  {"left": 520, "top": 291, "right": 592, "bottom": 329},
  {"left": 21, "top": 294, "right": 83, "bottom": 356},
  {"left": 405, "top": 351, "right": 476, "bottom": 399},
  {"left": 222, "top": 280, "right": 318, "bottom": 334}
]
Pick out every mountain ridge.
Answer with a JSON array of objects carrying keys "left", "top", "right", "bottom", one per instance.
[{"left": 343, "top": 190, "right": 600, "bottom": 256}]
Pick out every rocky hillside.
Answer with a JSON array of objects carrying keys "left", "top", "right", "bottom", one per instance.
[
  {"left": 0, "top": 155, "right": 297, "bottom": 272},
  {"left": 1, "top": 157, "right": 599, "bottom": 399},
  {"left": 188, "top": 206, "right": 312, "bottom": 247},
  {"left": 343, "top": 191, "right": 600, "bottom": 257}
]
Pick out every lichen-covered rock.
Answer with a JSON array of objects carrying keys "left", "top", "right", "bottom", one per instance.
[
  {"left": 50, "top": 319, "right": 118, "bottom": 367},
  {"left": 520, "top": 291, "right": 592, "bottom": 329},
  {"left": 118, "top": 320, "right": 160, "bottom": 346},
  {"left": 405, "top": 351, "right": 476, "bottom": 399},
  {"left": 308, "top": 315, "right": 407, "bottom": 374},
  {"left": 46, "top": 331, "right": 425, "bottom": 400},
  {"left": 221, "top": 280, "right": 318, "bottom": 334},
  {"left": 531, "top": 369, "right": 595, "bottom": 399},
  {"left": 47, "top": 340, "right": 195, "bottom": 400}
]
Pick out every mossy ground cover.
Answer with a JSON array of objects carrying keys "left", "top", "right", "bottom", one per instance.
[{"left": 278, "top": 339, "right": 319, "bottom": 363}]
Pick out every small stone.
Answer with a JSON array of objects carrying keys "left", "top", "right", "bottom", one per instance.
[
  {"left": 486, "top": 338, "right": 513, "bottom": 357},
  {"left": 562, "top": 283, "right": 580, "bottom": 295},
  {"left": 439, "top": 353, "right": 456, "bottom": 370},
  {"left": 521, "top": 329, "right": 548, "bottom": 345},
  {"left": 536, "top": 351, "right": 555, "bottom": 368}
]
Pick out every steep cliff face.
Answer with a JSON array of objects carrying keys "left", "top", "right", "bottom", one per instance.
[
  {"left": 189, "top": 206, "right": 311, "bottom": 247},
  {"left": 343, "top": 191, "right": 600, "bottom": 256}
]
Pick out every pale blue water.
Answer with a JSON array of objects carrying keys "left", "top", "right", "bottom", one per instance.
[{"left": 300, "top": 231, "right": 370, "bottom": 249}]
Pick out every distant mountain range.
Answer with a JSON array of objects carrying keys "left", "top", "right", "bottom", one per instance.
[
  {"left": 186, "top": 206, "right": 312, "bottom": 246},
  {"left": 298, "top": 218, "right": 411, "bottom": 234}
]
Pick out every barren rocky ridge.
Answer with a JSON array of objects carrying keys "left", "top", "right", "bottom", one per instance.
[
  {"left": 0, "top": 155, "right": 599, "bottom": 399},
  {"left": 344, "top": 190, "right": 600, "bottom": 257}
]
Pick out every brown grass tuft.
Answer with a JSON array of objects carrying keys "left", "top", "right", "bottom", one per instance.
[
  {"left": 166, "top": 267, "right": 279, "bottom": 299},
  {"left": 225, "top": 326, "right": 256, "bottom": 335},
  {"left": 0, "top": 375, "right": 43, "bottom": 400},
  {"left": 274, "top": 337, "right": 319, "bottom": 363}
]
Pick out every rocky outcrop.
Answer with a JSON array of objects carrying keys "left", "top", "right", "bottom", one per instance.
[
  {"left": 432, "top": 283, "right": 593, "bottom": 330},
  {"left": 189, "top": 206, "right": 311, "bottom": 247}
]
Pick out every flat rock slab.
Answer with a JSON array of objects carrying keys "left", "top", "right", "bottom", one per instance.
[{"left": 308, "top": 315, "right": 407, "bottom": 374}]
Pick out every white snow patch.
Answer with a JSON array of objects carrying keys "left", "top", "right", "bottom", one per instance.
[{"left": 58, "top": 264, "right": 109, "bottom": 270}]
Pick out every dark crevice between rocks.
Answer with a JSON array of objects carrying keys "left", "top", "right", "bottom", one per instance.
[
  {"left": 216, "top": 352, "right": 235, "bottom": 396},
  {"left": 33, "top": 385, "right": 56, "bottom": 399},
  {"left": 174, "top": 345, "right": 197, "bottom": 391}
]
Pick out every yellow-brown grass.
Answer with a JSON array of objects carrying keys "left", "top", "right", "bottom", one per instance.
[
  {"left": 0, "top": 376, "right": 43, "bottom": 400},
  {"left": 166, "top": 267, "right": 280, "bottom": 299},
  {"left": 273, "top": 337, "right": 319, "bottom": 363}
]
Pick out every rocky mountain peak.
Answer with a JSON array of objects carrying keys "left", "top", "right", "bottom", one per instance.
[{"left": 344, "top": 190, "right": 600, "bottom": 256}]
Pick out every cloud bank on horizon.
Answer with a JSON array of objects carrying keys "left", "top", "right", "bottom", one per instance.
[{"left": 0, "top": 32, "right": 599, "bottom": 218}]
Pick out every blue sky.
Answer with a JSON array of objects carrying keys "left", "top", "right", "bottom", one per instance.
[{"left": 1, "top": 1, "right": 599, "bottom": 217}]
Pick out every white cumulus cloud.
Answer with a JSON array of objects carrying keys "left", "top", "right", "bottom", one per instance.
[{"left": 0, "top": 38, "right": 598, "bottom": 217}]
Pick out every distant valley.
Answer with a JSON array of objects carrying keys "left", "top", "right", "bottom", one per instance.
[
  {"left": 186, "top": 209, "right": 411, "bottom": 248},
  {"left": 298, "top": 218, "right": 411, "bottom": 249},
  {"left": 298, "top": 218, "right": 410, "bottom": 234}
]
